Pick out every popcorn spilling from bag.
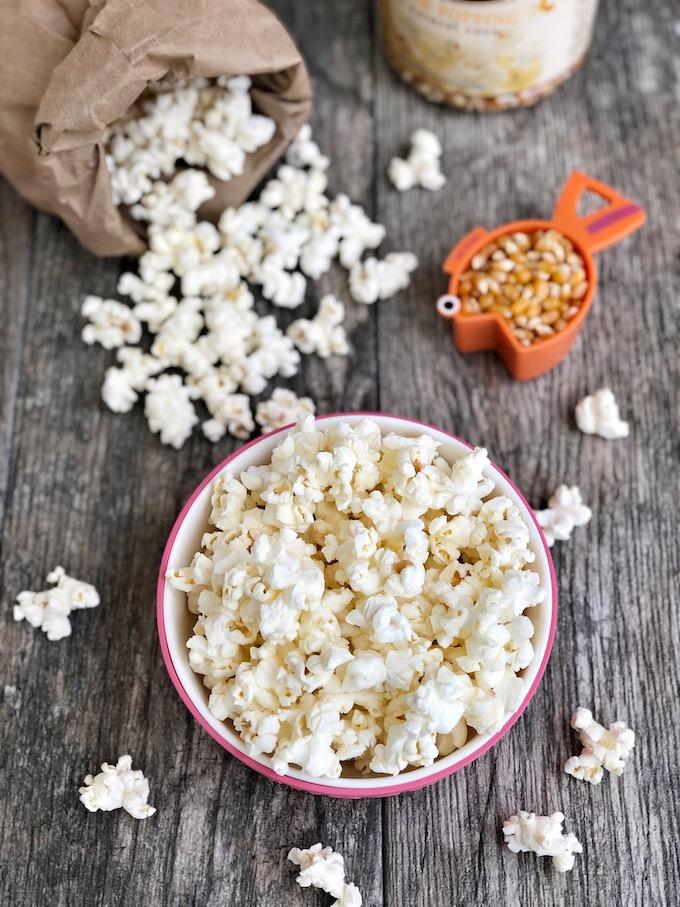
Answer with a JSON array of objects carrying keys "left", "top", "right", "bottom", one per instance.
[
  {"left": 575, "top": 388, "right": 629, "bottom": 440},
  {"left": 535, "top": 485, "right": 592, "bottom": 547},
  {"left": 564, "top": 707, "right": 635, "bottom": 785},
  {"left": 168, "top": 417, "right": 545, "bottom": 779},
  {"left": 79, "top": 755, "right": 156, "bottom": 820},
  {"left": 84, "top": 91, "right": 418, "bottom": 449},
  {"left": 103, "top": 75, "right": 276, "bottom": 206},
  {"left": 503, "top": 810, "right": 582, "bottom": 873},
  {"left": 288, "top": 843, "right": 362, "bottom": 907},
  {"left": 387, "top": 129, "right": 446, "bottom": 192},
  {"left": 14, "top": 567, "right": 99, "bottom": 641}
]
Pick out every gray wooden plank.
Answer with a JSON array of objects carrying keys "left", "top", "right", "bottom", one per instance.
[
  {"left": 375, "top": 0, "right": 680, "bottom": 904},
  {"left": 0, "top": 181, "right": 34, "bottom": 532},
  {"left": 0, "top": 1, "right": 382, "bottom": 905}
]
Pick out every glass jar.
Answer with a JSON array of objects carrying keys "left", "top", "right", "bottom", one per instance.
[{"left": 380, "top": 0, "right": 600, "bottom": 110}]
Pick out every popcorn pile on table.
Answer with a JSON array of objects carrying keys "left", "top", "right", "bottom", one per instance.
[
  {"left": 83, "top": 85, "right": 418, "bottom": 448},
  {"left": 168, "top": 416, "right": 545, "bottom": 779},
  {"left": 13, "top": 566, "right": 99, "bottom": 641},
  {"left": 288, "top": 843, "right": 362, "bottom": 906}
]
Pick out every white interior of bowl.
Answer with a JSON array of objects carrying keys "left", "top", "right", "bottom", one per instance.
[{"left": 162, "top": 414, "right": 554, "bottom": 791}]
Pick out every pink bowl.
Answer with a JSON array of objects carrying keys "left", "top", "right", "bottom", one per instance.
[{"left": 157, "top": 413, "right": 557, "bottom": 798}]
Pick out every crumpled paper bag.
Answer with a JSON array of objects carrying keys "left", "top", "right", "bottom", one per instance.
[{"left": 0, "top": 0, "right": 312, "bottom": 256}]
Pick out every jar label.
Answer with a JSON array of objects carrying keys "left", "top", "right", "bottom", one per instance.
[{"left": 383, "top": 0, "right": 599, "bottom": 102}]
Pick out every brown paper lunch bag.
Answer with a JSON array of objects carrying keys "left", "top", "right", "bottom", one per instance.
[{"left": 0, "top": 0, "right": 312, "bottom": 256}]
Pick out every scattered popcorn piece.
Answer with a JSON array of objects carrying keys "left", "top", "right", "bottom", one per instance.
[
  {"left": 254, "top": 256, "right": 307, "bottom": 308},
  {"left": 286, "top": 124, "right": 330, "bottom": 171},
  {"left": 288, "top": 843, "right": 361, "bottom": 906},
  {"left": 333, "top": 882, "right": 363, "bottom": 907},
  {"left": 575, "top": 388, "right": 629, "bottom": 440},
  {"left": 287, "top": 295, "right": 349, "bottom": 358},
  {"left": 81, "top": 296, "right": 142, "bottom": 349},
  {"left": 101, "top": 348, "right": 164, "bottom": 413},
  {"left": 144, "top": 374, "right": 199, "bottom": 449},
  {"left": 503, "top": 811, "right": 582, "bottom": 872},
  {"left": 564, "top": 707, "right": 635, "bottom": 784},
  {"left": 79, "top": 755, "right": 156, "bottom": 820},
  {"left": 13, "top": 566, "right": 99, "bottom": 641},
  {"left": 202, "top": 393, "right": 254, "bottom": 442},
  {"left": 169, "top": 417, "right": 545, "bottom": 778},
  {"left": 101, "top": 366, "right": 139, "bottom": 414},
  {"left": 349, "top": 253, "right": 418, "bottom": 304},
  {"left": 329, "top": 194, "right": 386, "bottom": 268},
  {"left": 535, "top": 485, "right": 592, "bottom": 547},
  {"left": 255, "top": 388, "right": 315, "bottom": 434},
  {"left": 387, "top": 128, "right": 446, "bottom": 192}
]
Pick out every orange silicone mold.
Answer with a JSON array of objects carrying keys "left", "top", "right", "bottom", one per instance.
[{"left": 436, "top": 171, "right": 646, "bottom": 381}]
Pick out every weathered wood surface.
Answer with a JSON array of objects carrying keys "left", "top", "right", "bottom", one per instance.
[{"left": 1, "top": 0, "right": 678, "bottom": 904}]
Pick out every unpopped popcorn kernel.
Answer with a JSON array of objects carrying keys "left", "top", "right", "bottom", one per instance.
[
  {"left": 534, "top": 485, "right": 592, "bottom": 546},
  {"left": 503, "top": 810, "right": 582, "bottom": 872},
  {"left": 564, "top": 707, "right": 635, "bottom": 784},
  {"left": 575, "top": 388, "right": 629, "bottom": 440},
  {"left": 14, "top": 566, "right": 99, "bottom": 641},
  {"left": 79, "top": 755, "right": 155, "bottom": 820}
]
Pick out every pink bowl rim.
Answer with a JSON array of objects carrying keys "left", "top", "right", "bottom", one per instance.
[{"left": 156, "top": 412, "right": 558, "bottom": 798}]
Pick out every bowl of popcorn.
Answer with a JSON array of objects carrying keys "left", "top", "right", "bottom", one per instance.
[{"left": 158, "top": 413, "right": 557, "bottom": 797}]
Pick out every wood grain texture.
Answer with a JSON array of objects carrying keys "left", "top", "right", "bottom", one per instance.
[{"left": 0, "top": 0, "right": 678, "bottom": 904}]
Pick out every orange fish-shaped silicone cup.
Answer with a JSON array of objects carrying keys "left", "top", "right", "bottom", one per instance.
[{"left": 436, "top": 171, "right": 646, "bottom": 381}]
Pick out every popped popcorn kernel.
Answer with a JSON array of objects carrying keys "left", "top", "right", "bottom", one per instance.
[
  {"left": 81, "top": 296, "right": 142, "bottom": 349},
  {"left": 255, "top": 388, "right": 315, "bottom": 435},
  {"left": 79, "top": 755, "right": 155, "bottom": 820},
  {"left": 564, "top": 707, "right": 635, "bottom": 784},
  {"left": 288, "top": 843, "right": 362, "bottom": 906},
  {"left": 503, "top": 810, "right": 582, "bottom": 872},
  {"left": 575, "top": 388, "right": 629, "bottom": 440},
  {"left": 144, "top": 374, "right": 199, "bottom": 449},
  {"left": 388, "top": 128, "right": 446, "bottom": 192},
  {"left": 14, "top": 566, "right": 99, "bottom": 641},
  {"left": 535, "top": 485, "right": 591, "bottom": 547},
  {"left": 287, "top": 295, "right": 350, "bottom": 358}
]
